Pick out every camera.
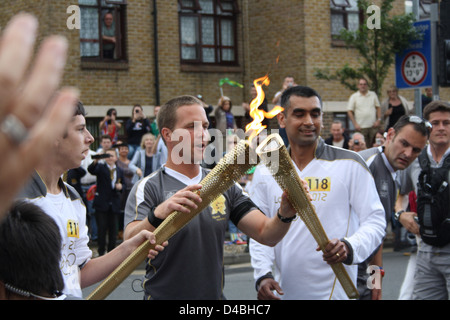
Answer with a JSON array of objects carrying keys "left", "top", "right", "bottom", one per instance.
[
  {"left": 354, "top": 139, "right": 359, "bottom": 145},
  {"left": 92, "top": 153, "right": 112, "bottom": 160}
]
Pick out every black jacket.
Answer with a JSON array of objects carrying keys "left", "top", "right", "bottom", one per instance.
[
  {"left": 324, "top": 134, "right": 350, "bottom": 150},
  {"left": 88, "top": 161, "right": 124, "bottom": 213}
]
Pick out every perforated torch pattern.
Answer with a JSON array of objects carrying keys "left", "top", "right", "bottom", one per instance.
[{"left": 256, "top": 134, "right": 359, "bottom": 300}]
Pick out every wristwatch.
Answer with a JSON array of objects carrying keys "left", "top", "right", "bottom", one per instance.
[{"left": 394, "top": 210, "right": 405, "bottom": 221}]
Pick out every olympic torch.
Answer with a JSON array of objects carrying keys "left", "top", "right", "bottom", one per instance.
[
  {"left": 87, "top": 75, "right": 282, "bottom": 300},
  {"left": 256, "top": 133, "right": 360, "bottom": 300}
]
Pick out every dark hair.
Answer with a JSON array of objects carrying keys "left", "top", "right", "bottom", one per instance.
[
  {"left": 75, "top": 100, "right": 86, "bottom": 117},
  {"left": 331, "top": 120, "right": 345, "bottom": 129},
  {"left": 218, "top": 96, "right": 232, "bottom": 110},
  {"left": 100, "top": 134, "right": 112, "bottom": 141},
  {"left": 132, "top": 104, "right": 142, "bottom": 117},
  {"left": 392, "top": 115, "right": 430, "bottom": 138},
  {"left": 423, "top": 100, "right": 450, "bottom": 120},
  {"left": 0, "top": 201, "right": 64, "bottom": 296},
  {"left": 106, "top": 108, "right": 117, "bottom": 117},
  {"left": 280, "top": 85, "right": 323, "bottom": 113},
  {"left": 63, "top": 101, "right": 86, "bottom": 139}
]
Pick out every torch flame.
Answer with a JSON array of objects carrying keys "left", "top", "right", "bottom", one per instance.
[{"left": 245, "top": 74, "right": 284, "bottom": 143}]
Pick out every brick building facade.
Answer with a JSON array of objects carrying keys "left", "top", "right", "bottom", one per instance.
[{"left": 1, "top": 0, "right": 447, "bottom": 146}]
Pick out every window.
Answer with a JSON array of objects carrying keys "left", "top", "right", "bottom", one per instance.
[
  {"left": 79, "top": 0, "right": 127, "bottom": 62},
  {"left": 333, "top": 112, "right": 354, "bottom": 133},
  {"left": 405, "top": 0, "right": 431, "bottom": 19},
  {"left": 330, "top": 0, "right": 362, "bottom": 39},
  {"left": 178, "top": 0, "right": 239, "bottom": 65}
]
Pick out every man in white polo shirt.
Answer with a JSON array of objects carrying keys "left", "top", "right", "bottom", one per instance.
[
  {"left": 347, "top": 77, "right": 382, "bottom": 147},
  {"left": 249, "top": 85, "right": 386, "bottom": 300},
  {"left": 18, "top": 102, "right": 165, "bottom": 298}
]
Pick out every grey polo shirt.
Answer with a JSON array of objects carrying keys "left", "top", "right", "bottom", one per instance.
[{"left": 124, "top": 166, "right": 258, "bottom": 299}]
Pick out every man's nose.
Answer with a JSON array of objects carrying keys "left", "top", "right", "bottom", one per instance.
[{"left": 303, "top": 113, "right": 313, "bottom": 125}]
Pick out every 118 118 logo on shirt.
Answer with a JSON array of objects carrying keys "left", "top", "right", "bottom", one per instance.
[
  {"left": 67, "top": 219, "right": 79, "bottom": 238},
  {"left": 305, "top": 177, "right": 330, "bottom": 202},
  {"left": 304, "top": 177, "right": 330, "bottom": 192}
]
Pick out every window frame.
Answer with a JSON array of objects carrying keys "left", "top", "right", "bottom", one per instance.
[
  {"left": 330, "top": 0, "right": 363, "bottom": 41},
  {"left": 79, "top": 0, "right": 128, "bottom": 67},
  {"left": 105, "top": 0, "right": 127, "bottom": 4},
  {"left": 178, "top": 0, "right": 239, "bottom": 67}
]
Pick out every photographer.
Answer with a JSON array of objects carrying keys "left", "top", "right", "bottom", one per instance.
[
  {"left": 125, "top": 104, "right": 151, "bottom": 159},
  {"left": 99, "top": 108, "right": 121, "bottom": 143},
  {"left": 88, "top": 149, "right": 124, "bottom": 256},
  {"left": 349, "top": 132, "right": 367, "bottom": 152}
]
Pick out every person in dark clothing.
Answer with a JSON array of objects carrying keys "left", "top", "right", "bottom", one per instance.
[
  {"left": 66, "top": 167, "right": 86, "bottom": 205},
  {"left": 324, "top": 120, "right": 350, "bottom": 149},
  {"left": 88, "top": 148, "right": 124, "bottom": 255},
  {"left": 125, "top": 104, "right": 151, "bottom": 160}
]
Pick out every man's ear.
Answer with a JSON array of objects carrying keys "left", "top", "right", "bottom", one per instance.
[
  {"left": 386, "top": 127, "right": 396, "bottom": 142},
  {"left": 277, "top": 112, "right": 286, "bottom": 129},
  {"left": 161, "top": 127, "right": 172, "bottom": 144}
]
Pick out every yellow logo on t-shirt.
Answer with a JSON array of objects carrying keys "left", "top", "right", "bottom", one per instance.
[
  {"left": 303, "top": 177, "right": 330, "bottom": 202},
  {"left": 211, "top": 195, "right": 226, "bottom": 215},
  {"left": 67, "top": 220, "right": 79, "bottom": 238},
  {"left": 210, "top": 195, "right": 227, "bottom": 221},
  {"left": 304, "top": 177, "right": 330, "bottom": 192}
]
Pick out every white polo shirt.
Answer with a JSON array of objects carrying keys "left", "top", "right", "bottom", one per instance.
[
  {"left": 18, "top": 172, "right": 92, "bottom": 298},
  {"left": 347, "top": 90, "right": 380, "bottom": 128},
  {"left": 249, "top": 139, "right": 386, "bottom": 299}
]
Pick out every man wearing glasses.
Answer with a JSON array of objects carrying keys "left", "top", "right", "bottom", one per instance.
[
  {"left": 357, "top": 115, "right": 430, "bottom": 300},
  {"left": 347, "top": 77, "right": 382, "bottom": 147},
  {"left": 396, "top": 101, "right": 450, "bottom": 300}
]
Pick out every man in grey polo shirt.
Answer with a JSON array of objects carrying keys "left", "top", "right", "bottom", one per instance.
[
  {"left": 124, "top": 95, "right": 297, "bottom": 300},
  {"left": 358, "top": 115, "right": 429, "bottom": 300}
]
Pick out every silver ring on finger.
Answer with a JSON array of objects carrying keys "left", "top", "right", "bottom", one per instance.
[{"left": 0, "top": 114, "right": 29, "bottom": 145}]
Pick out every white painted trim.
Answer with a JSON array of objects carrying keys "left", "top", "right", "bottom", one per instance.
[
  {"left": 84, "top": 105, "right": 157, "bottom": 118},
  {"left": 83, "top": 100, "right": 384, "bottom": 118}
]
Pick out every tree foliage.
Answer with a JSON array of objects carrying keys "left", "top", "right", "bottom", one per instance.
[{"left": 314, "top": 0, "right": 421, "bottom": 97}]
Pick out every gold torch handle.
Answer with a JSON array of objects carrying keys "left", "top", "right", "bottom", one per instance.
[
  {"left": 87, "top": 139, "right": 256, "bottom": 300},
  {"left": 256, "top": 133, "right": 359, "bottom": 299},
  {"left": 86, "top": 210, "right": 197, "bottom": 300}
]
